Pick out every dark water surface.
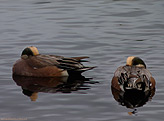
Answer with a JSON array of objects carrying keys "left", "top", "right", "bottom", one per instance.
[{"left": 0, "top": 0, "right": 164, "bottom": 121}]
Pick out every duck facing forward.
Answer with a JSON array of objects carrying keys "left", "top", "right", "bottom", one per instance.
[
  {"left": 12, "top": 46, "right": 95, "bottom": 77},
  {"left": 111, "top": 56, "right": 156, "bottom": 92}
]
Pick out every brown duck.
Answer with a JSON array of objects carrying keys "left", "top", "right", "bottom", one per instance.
[
  {"left": 12, "top": 46, "right": 95, "bottom": 77},
  {"left": 111, "top": 56, "right": 156, "bottom": 92}
]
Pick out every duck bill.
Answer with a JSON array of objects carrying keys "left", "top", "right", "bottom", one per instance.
[{"left": 124, "top": 78, "right": 150, "bottom": 91}]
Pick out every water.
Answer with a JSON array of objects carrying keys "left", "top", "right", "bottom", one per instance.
[{"left": 0, "top": 0, "right": 164, "bottom": 121}]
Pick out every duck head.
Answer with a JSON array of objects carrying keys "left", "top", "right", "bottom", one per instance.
[
  {"left": 123, "top": 56, "right": 151, "bottom": 91},
  {"left": 126, "top": 56, "right": 146, "bottom": 68},
  {"left": 21, "top": 46, "right": 39, "bottom": 59}
]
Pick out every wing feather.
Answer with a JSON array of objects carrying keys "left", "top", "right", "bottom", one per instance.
[
  {"left": 114, "top": 66, "right": 152, "bottom": 85},
  {"left": 25, "top": 55, "right": 89, "bottom": 71}
]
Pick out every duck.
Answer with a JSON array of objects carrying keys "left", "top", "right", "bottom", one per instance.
[
  {"left": 111, "top": 56, "right": 156, "bottom": 92},
  {"left": 12, "top": 46, "right": 95, "bottom": 77}
]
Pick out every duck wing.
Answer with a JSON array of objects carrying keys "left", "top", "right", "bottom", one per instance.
[
  {"left": 114, "top": 66, "right": 152, "bottom": 91},
  {"left": 25, "top": 55, "right": 94, "bottom": 72}
]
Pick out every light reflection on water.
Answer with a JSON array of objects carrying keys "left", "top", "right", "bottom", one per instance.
[{"left": 0, "top": 0, "right": 164, "bottom": 121}]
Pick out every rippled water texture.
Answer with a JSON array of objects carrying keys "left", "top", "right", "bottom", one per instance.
[{"left": 0, "top": 0, "right": 164, "bottom": 121}]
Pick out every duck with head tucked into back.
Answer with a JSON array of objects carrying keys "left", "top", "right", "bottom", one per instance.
[
  {"left": 12, "top": 46, "right": 95, "bottom": 77},
  {"left": 111, "top": 56, "right": 156, "bottom": 92}
]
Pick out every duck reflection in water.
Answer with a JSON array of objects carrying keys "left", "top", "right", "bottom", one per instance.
[
  {"left": 13, "top": 75, "right": 97, "bottom": 101},
  {"left": 111, "top": 57, "right": 156, "bottom": 115},
  {"left": 12, "top": 46, "right": 96, "bottom": 101},
  {"left": 111, "top": 87, "right": 155, "bottom": 115}
]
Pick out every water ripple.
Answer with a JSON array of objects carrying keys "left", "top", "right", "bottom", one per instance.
[{"left": 0, "top": 0, "right": 164, "bottom": 121}]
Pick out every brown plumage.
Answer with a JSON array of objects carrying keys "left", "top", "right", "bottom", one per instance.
[
  {"left": 111, "top": 56, "right": 156, "bottom": 92},
  {"left": 12, "top": 46, "right": 95, "bottom": 77}
]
